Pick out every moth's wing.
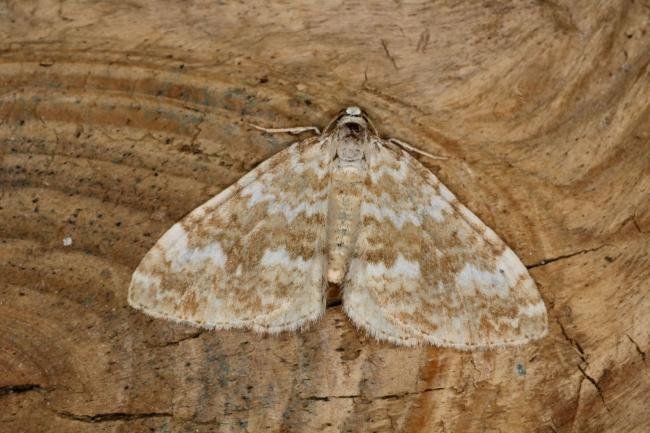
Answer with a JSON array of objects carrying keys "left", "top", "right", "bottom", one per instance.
[
  {"left": 128, "top": 137, "right": 331, "bottom": 333},
  {"left": 343, "top": 144, "right": 548, "bottom": 348}
]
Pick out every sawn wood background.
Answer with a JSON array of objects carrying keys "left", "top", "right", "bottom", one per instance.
[{"left": 1, "top": 1, "right": 648, "bottom": 432}]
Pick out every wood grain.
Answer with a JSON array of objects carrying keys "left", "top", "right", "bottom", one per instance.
[{"left": 1, "top": 1, "right": 648, "bottom": 432}]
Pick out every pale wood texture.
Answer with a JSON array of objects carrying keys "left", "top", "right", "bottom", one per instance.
[{"left": 1, "top": 1, "right": 649, "bottom": 432}]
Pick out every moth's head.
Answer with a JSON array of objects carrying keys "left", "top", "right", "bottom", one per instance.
[{"left": 328, "top": 106, "right": 377, "bottom": 162}]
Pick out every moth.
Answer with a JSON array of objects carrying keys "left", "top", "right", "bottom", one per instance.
[{"left": 129, "top": 106, "right": 548, "bottom": 349}]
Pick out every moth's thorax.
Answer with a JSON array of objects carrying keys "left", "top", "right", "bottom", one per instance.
[
  {"left": 326, "top": 122, "right": 368, "bottom": 285},
  {"left": 332, "top": 112, "right": 372, "bottom": 161}
]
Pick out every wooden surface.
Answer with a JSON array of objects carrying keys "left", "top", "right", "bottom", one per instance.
[{"left": 1, "top": 1, "right": 649, "bottom": 432}]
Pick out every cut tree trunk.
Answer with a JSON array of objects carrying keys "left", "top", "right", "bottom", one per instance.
[{"left": 1, "top": 1, "right": 648, "bottom": 432}]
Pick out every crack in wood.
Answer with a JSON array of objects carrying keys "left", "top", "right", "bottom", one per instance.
[
  {"left": 557, "top": 319, "right": 587, "bottom": 364},
  {"left": 302, "top": 387, "right": 445, "bottom": 403},
  {"left": 303, "top": 395, "right": 359, "bottom": 401},
  {"left": 0, "top": 384, "right": 42, "bottom": 396},
  {"left": 380, "top": 39, "right": 399, "bottom": 70},
  {"left": 526, "top": 245, "right": 606, "bottom": 269},
  {"left": 576, "top": 364, "right": 606, "bottom": 408},
  {"left": 53, "top": 410, "right": 173, "bottom": 423},
  {"left": 626, "top": 334, "right": 647, "bottom": 362},
  {"left": 146, "top": 330, "right": 204, "bottom": 347}
]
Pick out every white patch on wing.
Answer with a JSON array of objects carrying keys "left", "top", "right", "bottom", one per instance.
[
  {"left": 243, "top": 180, "right": 275, "bottom": 208},
  {"left": 241, "top": 172, "right": 327, "bottom": 222},
  {"left": 455, "top": 263, "right": 509, "bottom": 298},
  {"left": 161, "top": 224, "right": 226, "bottom": 271},
  {"left": 361, "top": 201, "right": 420, "bottom": 229},
  {"left": 366, "top": 254, "right": 421, "bottom": 280},
  {"left": 518, "top": 301, "right": 547, "bottom": 317},
  {"left": 455, "top": 249, "right": 526, "bottom": 298},
  {"left": 258, "top": 248, "right": 322, "bottom": 307},
  {"left": 290, "top": 144, "right": 330, "bottom": 179},
  {"left": 418, "top": 194, "right": 452, "bottom": 222},
  {"left": 370, "top": 154, "right": 409, "bottom": 183},
  {"left": 130, "top": 270, "right": 161, "bottom": 291},
  {"left": 267, "top": 196, "right": 326, "bottom": 223},
  {"left": 261, "top": 247, "right": 312, "bottom": 272}
]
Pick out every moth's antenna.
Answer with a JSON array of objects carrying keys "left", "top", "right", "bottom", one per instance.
[
  {"left": 363, "top": 115, "right": 379, "bottom": 136},
  {"left": 249, "top": 124, "right": 321, "bottom": 135},
  {"left": 321, "top": 115, "right": 341, "bottom": 134},
  {"left": 388, "top": 138, "right": 449, "bottom": 160}
]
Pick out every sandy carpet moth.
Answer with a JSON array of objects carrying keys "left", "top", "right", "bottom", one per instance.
[{"left": 128, "top": 106, "right": 548, "bottom": 349}]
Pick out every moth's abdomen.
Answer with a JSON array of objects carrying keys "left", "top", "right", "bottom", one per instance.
[{"left": 326, "top": 163, "right": 365, "bottom": 284}]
